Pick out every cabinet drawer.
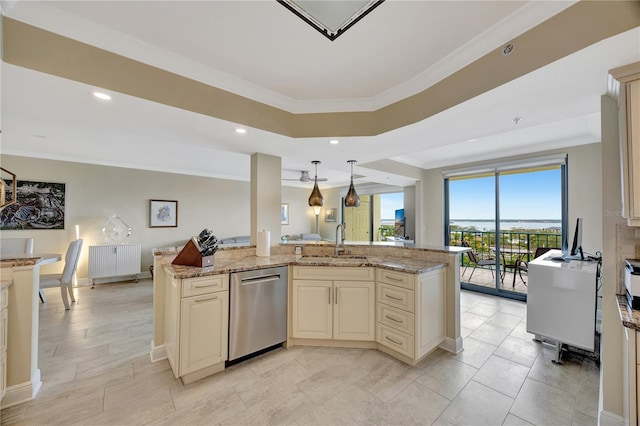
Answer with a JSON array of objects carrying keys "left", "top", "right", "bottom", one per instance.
[
  {"left": 0, "top": 285, "right": 7, "bottom": 312},
  {"left": 377, "top": 324, "right": 413, "bottom": 358},
  {"left": 377, "top": 283, "right": 414, "bottom": 313},
  {"left": 293, "top": 266, "right": 374, "bottom": 281},
  {"left": 377, "top": 303, "right": 414, "bottom": 335},
  {"left": 377, "top": 269, "right": 414, "bottom": 290},
  {"left": 182, "top": 275, "right": 229, "bottom": 298}
]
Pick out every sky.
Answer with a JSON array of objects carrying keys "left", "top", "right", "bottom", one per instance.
[
  {"left": 449, "top": 169, "right": 561, "bottom": 220},
  {"left": 380, "top": 192, "right": 403, "bottom": 221}
]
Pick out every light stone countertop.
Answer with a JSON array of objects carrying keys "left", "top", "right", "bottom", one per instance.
[
  {"left": 618, "top": 294, "right": 640, "bottom": 331},
  {"left": 165, "top": 254, "right": 447, "bottom": 279},
  {"left": 0, "top": 256, "right": 41, "bottom": 267}
]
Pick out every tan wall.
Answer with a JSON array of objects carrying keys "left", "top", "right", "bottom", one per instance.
[{"left": 0, "top": 155, "right": 316, "bottom": 279}]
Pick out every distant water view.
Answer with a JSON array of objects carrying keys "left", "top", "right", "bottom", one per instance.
[{"left": 451, "top": 219, "right": 561, "bottom": 231}]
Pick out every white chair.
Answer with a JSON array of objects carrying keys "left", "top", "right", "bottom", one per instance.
[
  {"left": 0, "top": 237, "right": 34, "bottom": 257},
  {"left": 40, "top": 239, "right": 83, "bottom": 310}
]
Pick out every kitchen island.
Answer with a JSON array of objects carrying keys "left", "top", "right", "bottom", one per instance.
[{"left": 152, "top": 242, "right": 468, "bottom": 383}]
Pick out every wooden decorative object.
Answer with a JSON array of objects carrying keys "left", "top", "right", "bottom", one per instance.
[{"left": 172, "top": 238, "right": 215, "bottom": 267}]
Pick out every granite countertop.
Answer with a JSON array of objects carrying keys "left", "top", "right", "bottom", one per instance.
[
  {"left": 166, "top": 254, "right": 447, "bottom": 279},
  {"left": 618, "top": 294, "right": 640, "bottom": 331}
]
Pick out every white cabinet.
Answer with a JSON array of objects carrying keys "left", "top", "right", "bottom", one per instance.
[
  {"left": 623, "top": 325, "right": 639, "bottom": 426},
  {"left": 0, "top": 284, "right": 8, "bottom": 403},
  {"left": 292, "top": 267, "right": 375, "bottom": 342},
  {"left": 376, "top": 267, "right": 446, "bottom": 364},
  {"left": 165, "top": 273, "right": 229, "bottom": 384},
  {"left": 88, "top": 244, "right": 141, "bottom": 284},
  {"left": 610, "top": 62, "right": 640, "bottom": 226}
]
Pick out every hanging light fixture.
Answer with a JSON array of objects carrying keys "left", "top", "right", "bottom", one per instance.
[
  {"left": 344, "top": 160, "right": 360, "bottom": 207},
  {"left": 308, "top": 160, "right": 324, "bottom": 208}
]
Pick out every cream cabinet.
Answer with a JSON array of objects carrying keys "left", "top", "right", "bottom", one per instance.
[
  {"left": 292, "top": 267, "right": 375, "bottom": 341},
  {"left": 376, "top": 267, "right": 446, "bottom": 364},
  {"left": 165, "top": 273, "right": 228, "bottom": 384},
  {"left": 610, "top": 62, "right": 640, "bottom": 227},
  {"left": 0, "top": 284, "right": 8, "bottom": 402},
  {"left": 623, "top": 325, "right": 639, "bottom": 426}
]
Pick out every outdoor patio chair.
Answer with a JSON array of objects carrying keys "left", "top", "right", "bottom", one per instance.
[
  {"left": 462, "top": 240, "right": 498, "bottom": 281},
  {"left": 513, "top": 247, "right": 555, "bottom": 286}
]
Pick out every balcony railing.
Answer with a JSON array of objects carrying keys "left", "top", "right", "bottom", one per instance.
[{"left": 450, "top": 229, "right": 562, "bottom": 266}]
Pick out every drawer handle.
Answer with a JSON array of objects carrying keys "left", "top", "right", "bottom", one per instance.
[
  {"left": 385, "top": 336, "right": 403, "bottom": 346},
  {"left": 385, "top": 294, "right": 403, "bottom": 301},
  {"left": 385, "top": 314, "right": 402, "bottom": 323},
  {"left": 194, "top": 283, "right": 220, "bottom": 288},
  {"left": 195, "top": 295, "right": 218, "bottom": 303},
  {"left": 385, "top": 275, "right": 403, "bottom": 282}
]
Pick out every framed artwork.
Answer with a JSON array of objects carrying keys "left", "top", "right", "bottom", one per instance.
[
  {"left": 325, "top": 208, "right": 336, "bottom": 222},
  {"left": 150, "top": 199, "right": 178, "bottom": 228},
  {"left": 1, "top": 180, "right": 66, "bottom": 230},
  {"left": 281, "top": 203, "right": 289, "bottom": 225}
]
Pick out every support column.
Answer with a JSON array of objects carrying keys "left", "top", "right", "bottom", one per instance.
[{"left": 250, "top": 153, "right": 282, "bottom": 245}]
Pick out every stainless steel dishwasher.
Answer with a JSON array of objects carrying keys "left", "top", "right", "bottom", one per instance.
[{"left": 228, "top": 266, "right": 288, "bottom": 362}]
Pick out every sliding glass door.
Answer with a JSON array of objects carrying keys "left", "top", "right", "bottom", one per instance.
[{"left": 445, "top": 158, "right": 566, "bottom": 301}]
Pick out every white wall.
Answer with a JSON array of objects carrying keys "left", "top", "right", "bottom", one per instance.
[
  {"left": 0, "top": 155, "right": 252, "bottom": 278},
  {"left": 281, "top": 186, "right": 320, "bottom": 238}
]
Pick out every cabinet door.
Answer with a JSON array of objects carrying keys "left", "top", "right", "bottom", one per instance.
[
  {"left": 179, "top": 291, "right": 229, "bottom": 376},
  {"left": 0, "top": 308, "right": 7, "bottom": 355},
  {"left": 333, "top": 281, "right": 375, "bottom": 341},
  {"left": 416, "top": 268, "right": 446, "bottom": 358},
  {"left": 88, "top": 246, "right": 117, "bottom": 278},
  {"left": 628, "top": 79, "right": 640, "bottom": 222},
  {"left": 164, "top": 276, "right": 180, "bottom": 378},
  {"left": 0, "top": 351, "right": 6, "bottom": 400},
  {"left": 292, "top": 280, "right": 332, "bottom": 339}
]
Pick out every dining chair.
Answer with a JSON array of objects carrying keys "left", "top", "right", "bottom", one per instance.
[
  {"left": 0, "top": 237, "right": 34, "bottom": 257},
  {"left": 462, "top": 240, "right": 497, "bottom": 280},
  {"left": 39, "top": 239, "right": 83, "bottom": 310}
]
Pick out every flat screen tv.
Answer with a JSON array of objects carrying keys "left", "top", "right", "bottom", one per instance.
[{"left": 394, "top": 209, "right": 405, "bottom": 238}]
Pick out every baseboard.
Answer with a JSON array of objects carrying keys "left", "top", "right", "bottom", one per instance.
[
  {"left": 150, "top": 341, "right": 167, "bottom": 363},
  {"left": 598, "top": 409, "right": 624, "bottom": 426},
  {"left": 439, "top": 336, "right": 464, "bottom": 354},
  {"left": 77, "top": 271, "right": 152, "bottom": 287},
  {"left": 0, "top": 370, "right": 41, "bottom": 409}
]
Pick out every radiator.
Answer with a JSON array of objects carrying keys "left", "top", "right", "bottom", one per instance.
[{"left": 88, "top": 243, "right": 141, "bottom": 282}]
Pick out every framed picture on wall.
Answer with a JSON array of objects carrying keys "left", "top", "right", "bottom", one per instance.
[
  {"left": 150, "top": 199, "right": 178, "bottom": 228},
  {"left": 281, "top": 203, "right": 289, "bottom": 225},
  {"left": 325, "top": 208, "right": 336, "bottom": 222}
]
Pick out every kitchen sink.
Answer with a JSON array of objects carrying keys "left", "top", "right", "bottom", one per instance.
[{"left": 297, "top": 255, "right": 368, "bottom": 263}]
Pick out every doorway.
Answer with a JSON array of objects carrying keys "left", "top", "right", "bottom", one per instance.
[{"left": 445, "top": 159, "right": 566, "bottom": 301}]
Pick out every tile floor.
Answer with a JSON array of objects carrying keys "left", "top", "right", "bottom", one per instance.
[
  {"left": 460, "top": 267, "right": 529, "bottom": 295},
  {"left": 1, "top": 279, "right": 599, "bottom": 425}
]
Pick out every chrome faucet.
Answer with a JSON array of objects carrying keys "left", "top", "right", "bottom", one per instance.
[{"left": 335, "top": 224, "right": 345, "bottom": 256}]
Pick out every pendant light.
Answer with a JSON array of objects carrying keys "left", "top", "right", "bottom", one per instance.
[
  {"left": 308, "top": 160, "right": 324, "bottom": 208},
  {"left": 344, "top": 160, "right": 360, "bottom": 207}
]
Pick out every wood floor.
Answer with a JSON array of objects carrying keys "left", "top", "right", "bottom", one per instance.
[{"left": 1, "top": 279, "right": 599, "bottom": 425}]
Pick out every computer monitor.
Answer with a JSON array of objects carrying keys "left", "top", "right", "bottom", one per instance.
[{"left": 570, "top": 217, "right": 583, "bottom": 259}]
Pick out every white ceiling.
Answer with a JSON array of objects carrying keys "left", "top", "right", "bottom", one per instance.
[{"left": 1, "top": 1, "right": 639, "bottom": 191}]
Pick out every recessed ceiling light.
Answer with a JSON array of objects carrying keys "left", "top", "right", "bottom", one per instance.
[
  {"left": 92, "top": 91, "right": 111, "bottom": 101},
  {"left": 329, "top": 139, "right": 339, "bottom": 145},
  {"left": 235, "top": 128, "right": 247, "bottom": 134}
]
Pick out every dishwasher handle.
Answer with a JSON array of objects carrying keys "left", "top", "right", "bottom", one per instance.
[{"left": 239, "top": 274, "right": 281, "bottom": 286}]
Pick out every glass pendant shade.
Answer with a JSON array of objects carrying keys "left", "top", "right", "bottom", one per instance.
[
  {"left": 344, "top": 160, "right": 360, "bottom": 207},
  {"left": 308, "top": 160, "right": 324, "bottom": 207}
]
